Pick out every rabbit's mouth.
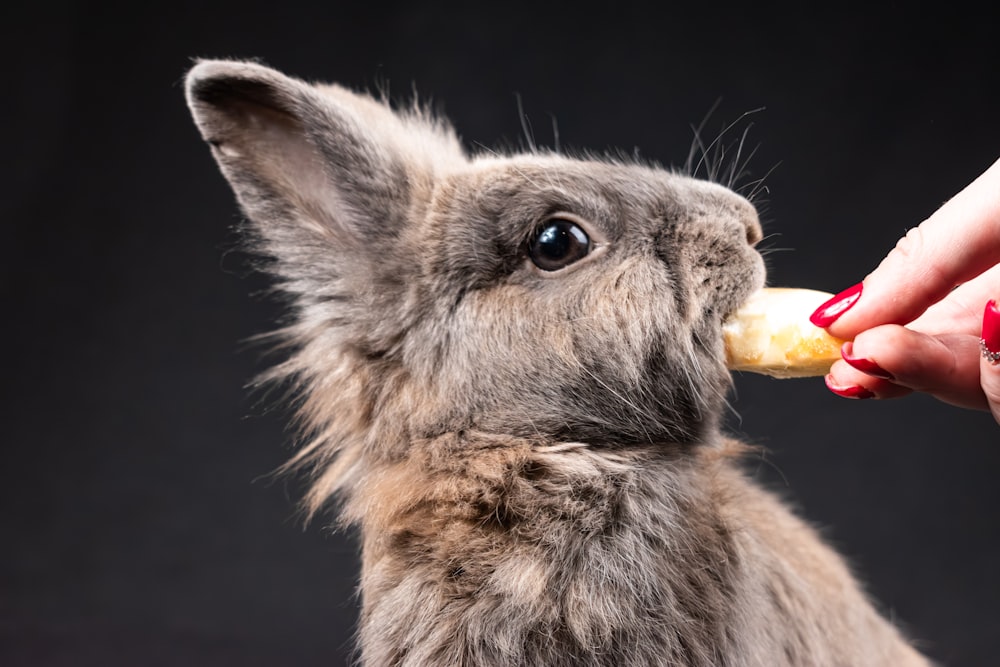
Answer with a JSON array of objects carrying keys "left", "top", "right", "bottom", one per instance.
[{"left": 714, "top": 253, "right": 768, "bottom": 327}]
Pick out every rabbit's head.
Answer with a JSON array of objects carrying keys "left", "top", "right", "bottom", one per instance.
[{"left": 187, "top": 61, "right": 765, "bottom": 505}]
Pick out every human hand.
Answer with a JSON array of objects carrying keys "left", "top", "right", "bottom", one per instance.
[{"left": 808, "top": 158, "right": 1000, "bottom": 424}]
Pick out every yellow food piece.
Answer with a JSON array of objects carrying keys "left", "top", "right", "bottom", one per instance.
[{"left": 723, "top": 288, "right": 847, "bottom": 379}]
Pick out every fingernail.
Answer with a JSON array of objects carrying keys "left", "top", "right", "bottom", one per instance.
[
  {"left": 981, "top": 300, "right": 1000, "bottom": 365},
  {"left": 824, "top": 374, "right": 875, "bottom": 399},
  {"left": 810, "top": 282, "right": 864, "bottom": 328},
  {"left": 841, "top": 341, "right": 894, "bottom": 380}
]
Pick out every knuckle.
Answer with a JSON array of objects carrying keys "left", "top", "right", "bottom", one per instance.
[
  {"left": 891, "top": 225, "right": 926, "bottom": 263},
  {"left": 884, "top": 224, "right": 954, "bottom": 293}
]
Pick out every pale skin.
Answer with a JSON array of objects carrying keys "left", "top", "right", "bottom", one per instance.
[{"left": 822, "top": 157, "right": 1000, "bottom": 424}]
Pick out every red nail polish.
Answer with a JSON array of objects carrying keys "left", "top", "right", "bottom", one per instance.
[
  {"left": 983, "top": 300, "right": 1000, "bottom": 356},
  {"left": 824, "top": 374, "right": 875, "bottom": 399},
  {"left": 810, "top": 282, "right": 863, "bottom": 328},
  {"left": 841, "top": 341, "right": 894, "bottom": 380}
]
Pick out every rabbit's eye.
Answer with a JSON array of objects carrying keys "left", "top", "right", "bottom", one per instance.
[{"left": 528, "top": 219, "right": 591, "bottom": 271}]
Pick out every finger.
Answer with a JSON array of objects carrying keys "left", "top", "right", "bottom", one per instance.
[
  {"left": 980, "top": 300, "right": 1000, "bottom": 424},
  {"left": 825, "top": 359, "right": 912, "bottom": 400},
  {"left": 908, "top": 263, "right": 1000, "bottom": 337},
  {"left": 820, "top": 158, "right": 1000, "bottom": 340},
  {"left": 830, "top": 325, "right": 986, "bottom": 410}
]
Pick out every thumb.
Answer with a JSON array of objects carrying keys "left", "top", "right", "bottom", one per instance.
[
  {"left": 980, "top": 300, "right": 1000, "bottom": 425},
  {"left": 815, "top": 158, "right": 1000, "bottom": 340}
]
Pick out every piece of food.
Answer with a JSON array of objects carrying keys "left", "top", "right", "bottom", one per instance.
[{"left": 723, "top": 288, "right": 847, "bottom": 378}]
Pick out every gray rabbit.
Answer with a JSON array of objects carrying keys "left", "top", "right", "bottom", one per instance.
[{"left": 186, "top": 60, "right": 929, "bottom": 666}]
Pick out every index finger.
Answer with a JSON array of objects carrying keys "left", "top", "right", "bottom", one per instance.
[{"left": 824, "top": 157, "right": 1000, "bottom": 340}]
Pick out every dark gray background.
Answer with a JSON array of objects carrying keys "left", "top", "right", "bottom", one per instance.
[{"left": 4, "top": 2, "right": 999, "bottom": 665}]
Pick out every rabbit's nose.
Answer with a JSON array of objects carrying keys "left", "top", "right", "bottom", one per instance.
[
  {"left": 733, "top": 196, "right": 763, "bottom": 246},
  {"left": 744, "top": 213, "right": 763, "bottom": 246}
]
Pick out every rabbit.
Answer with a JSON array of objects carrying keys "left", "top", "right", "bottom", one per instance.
[{"left": 185, "top": 59, "right": 930, "bottom": 666}]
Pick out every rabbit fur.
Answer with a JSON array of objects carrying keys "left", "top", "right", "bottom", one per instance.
[{"left": 185, "top": 59, "right": 929, "bottom": 666}]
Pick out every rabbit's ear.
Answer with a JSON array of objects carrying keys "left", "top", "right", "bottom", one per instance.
[{"left": 185, "top": 59, "right": 464, "bottom": 249}]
